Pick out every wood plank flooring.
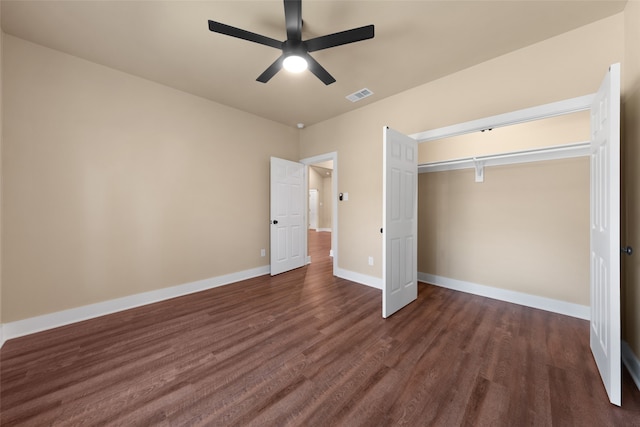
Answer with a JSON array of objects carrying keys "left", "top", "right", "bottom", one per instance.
[{"left": 2, "top": 230, "right": 640, "bottom": 426}]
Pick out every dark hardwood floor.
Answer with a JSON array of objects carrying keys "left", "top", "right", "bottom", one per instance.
[{"left": 2, "top": 230, "right": 640, "bottom": 426}]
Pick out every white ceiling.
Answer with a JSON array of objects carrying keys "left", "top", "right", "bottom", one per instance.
[{"left": 1, "top": 1, "right": 627, "bottom": 128}]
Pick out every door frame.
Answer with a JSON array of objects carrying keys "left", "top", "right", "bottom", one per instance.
[{"left": 300, "top": 152, "right": 338, "bottom": 275}]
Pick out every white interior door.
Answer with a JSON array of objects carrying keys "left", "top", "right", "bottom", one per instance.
[
  {"left": 383, "top": 127, "right": 418, "bottom": 318},
  {"left": 590, "top": 63, "right": 621, "bottom": 406},
  {"left": 270, "top": 157, "right": 305, "bottom": 276},
  {"left": 309, "top": 189, "right": 319, "bottom": 230}
]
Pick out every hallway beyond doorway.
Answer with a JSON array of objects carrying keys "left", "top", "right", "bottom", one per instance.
[{"left": 308, "top": 230, "right": 331, "bottom": 265}]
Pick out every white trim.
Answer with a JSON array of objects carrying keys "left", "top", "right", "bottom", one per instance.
[
  {"left": 418, "top": 141, "right": 590, "bottom": 174},
  {"left": 300, "top": 152, "right": 338, "bottom": 165},
  {"left": 316, "top": 228, "right": 332, "bottom": 232},
  {"left": 622, "top": 341, "right": 640, "bottom": 391},
  {"left": 2, "top": 265, "right": 269, "bottom": 342},
  {"left": 0, "top": 325, "right": 5, "bottom": 349},
  {"left": 300, "top": 152, "right": 338, "bottom": 277},
  {"left": 418, "top": 272, "right": 590, "bottom": 320},
  {"left": 336, "top": 268, "right": 383, "bottom": 290},
  {"left": 411, "top": 94, "right": 595, "bottom": 143}
]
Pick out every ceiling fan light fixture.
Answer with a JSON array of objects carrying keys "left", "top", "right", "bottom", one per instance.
[{"left": 283, "top": 55, "right": 308, "bottom": 73}]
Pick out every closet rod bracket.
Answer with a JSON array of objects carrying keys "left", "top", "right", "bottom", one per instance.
[{"left": 474, "top": 159, "right": 484, "bottom": 183}]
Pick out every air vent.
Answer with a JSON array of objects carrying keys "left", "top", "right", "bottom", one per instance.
[{"left": 346, "top": 88, "right": 373, "bottom": 102}]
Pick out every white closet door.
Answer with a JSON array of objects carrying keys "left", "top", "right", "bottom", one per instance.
[
  {"left": 382, "top": 127, "right": 418, "bottom": 318},
  {"left": 589, "top": 63, "right": 621, "bottom": 406}
]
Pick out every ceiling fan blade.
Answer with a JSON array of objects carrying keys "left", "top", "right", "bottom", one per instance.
[
  {"left": 284, "top": 0, "right": 302, "bottom": 41},
  {"left": 304, "top": 53, "right": 336, "bottom": 85},
  {"left": 305, "top": 24, "right": 374, "bottom": 52},
  {"left": 208, "top": 20, "right": 282, "bottom": 49},
  {"left": 257, "top": 55, "right": 285, "bottom": 83}
]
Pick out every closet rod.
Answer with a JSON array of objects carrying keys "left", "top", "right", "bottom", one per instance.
[{"left": 418, "top": 141, "right": 590, "bottom": 174}]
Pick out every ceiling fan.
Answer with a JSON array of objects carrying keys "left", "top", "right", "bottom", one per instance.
[{"left": 208, "top": 0, "right": 374, "bottom": 85}]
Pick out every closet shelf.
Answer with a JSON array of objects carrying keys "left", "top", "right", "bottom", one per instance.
[{"left": 418, "top": 141, "right": 590, "bottom": 175}]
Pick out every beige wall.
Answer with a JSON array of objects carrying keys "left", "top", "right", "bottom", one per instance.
[
  {"left": 418, "top": 112, "right": 590, "bottom": 305},
  {"left": 300, "top": 13, "right": 623, "bottom": 301},
  {"left": 1, "top": 36, "right": 298, "bottom": 322},
  {"left": 624, "top": 1, "right": 640, "bottom": 361},
  {"left": 309, "top": 166, "right": 322, "bottom": 191},
  {"left": 419, "top": 158, "right": 589, "bottom": 304}
]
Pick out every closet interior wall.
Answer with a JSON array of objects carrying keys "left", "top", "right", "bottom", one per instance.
[{"left": 416, "top": 111, "right": 591, "bottom": 306}]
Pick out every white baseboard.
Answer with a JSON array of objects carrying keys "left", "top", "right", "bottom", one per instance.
[
  {"left": 0, "top": 324, "right": 4, "bottom": 349},
  {"left": 418, "top": 273, "right": 590, "bottom": 320},
  {"left": 336, "top": 268, "right": 382, "bottom": 290},
  {"left": 316, "top": 228, "right": 332, "bottom": 232},
  {"left": 622, "top": 340, "right": 640, "bottom": 391},
  {"left": 2, "top": 265, "right": 270, "bottom": 342}
]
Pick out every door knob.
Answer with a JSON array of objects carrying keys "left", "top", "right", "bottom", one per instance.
[
  {"left": 272, "top": 220, "right": 278, "bottom": 225},
  {"left": 621, "top": 246, "right": 633, "bottom": 255}
]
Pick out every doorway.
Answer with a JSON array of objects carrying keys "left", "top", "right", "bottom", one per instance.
[
  {"left": 301, "top": 152, "right": 338, "bottom": 275},
  {"left": 308, "top": 164, "right": 332, "bottom": 232}
]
